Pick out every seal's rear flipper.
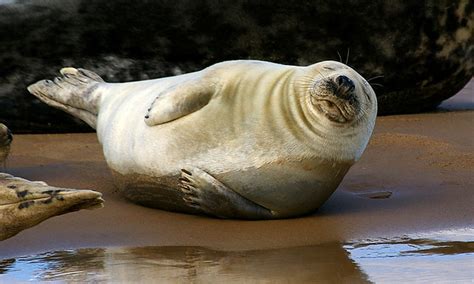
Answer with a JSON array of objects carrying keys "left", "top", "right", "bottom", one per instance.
[
  {"left": 60, "top": 67, "right": 104, "bottom": 83},
  {"left": 179, "top": 168, "right": 275, "bottom": 219},
  {"left": 27, "top": 68, "right": 104, "bottom": 129}
]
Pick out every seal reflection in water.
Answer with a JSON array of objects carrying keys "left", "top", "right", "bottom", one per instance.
[{"left": 28, "top": 60, "right": 377, "bottom": 219}]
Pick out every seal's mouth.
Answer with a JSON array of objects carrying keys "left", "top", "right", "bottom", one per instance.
[{"left": 313, "top": 98, "right": 354, "bottom": 123}]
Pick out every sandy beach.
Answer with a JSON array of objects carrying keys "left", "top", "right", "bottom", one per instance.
[{"left": 0, "top": 80, "right": 472, "bottom": 260}]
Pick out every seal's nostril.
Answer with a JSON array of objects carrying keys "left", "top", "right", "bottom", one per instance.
[
  {"left": 336, "top": 75, "right": 355, "bottom": 90},
  {"left": 6, "top": 129, "right": 12, "bottom": 141}
]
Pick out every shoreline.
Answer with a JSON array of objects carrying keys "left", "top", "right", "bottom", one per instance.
[{"left": 0, "top": 80, "right": 472, "bottom": 258}]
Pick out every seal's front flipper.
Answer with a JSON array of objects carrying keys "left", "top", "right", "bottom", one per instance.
[
  {"left": 144, "top": 79, "right": 217, "bottom": 126},
  {"left": 178, "top": 168, "right": 274, "bottom": 219}
]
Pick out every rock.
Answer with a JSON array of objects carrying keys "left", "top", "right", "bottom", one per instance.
[{"left": 0, "top": 0, "right": 472, "bottom": 132}]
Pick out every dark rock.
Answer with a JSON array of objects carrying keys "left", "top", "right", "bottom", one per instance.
[{"left": 0, "top": 0, "right": 472, "bottom": 132}]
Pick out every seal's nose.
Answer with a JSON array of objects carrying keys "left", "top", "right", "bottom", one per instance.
[
  {"left": 7, "top": 129, "right": 12, "bottom": 141},
  {"left": 336, "top": 75, "right": 355, "bottom": 91}
]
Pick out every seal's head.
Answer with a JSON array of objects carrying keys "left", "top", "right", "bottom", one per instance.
[
  {"left": 305, "top": 61, "right": 377, "bottom": 127},
  {"left": 295, "top": 61, "right": 377, "bottom": 162},
  {"left": 0, "top": 123, "right": 12, "bottom": 164}
]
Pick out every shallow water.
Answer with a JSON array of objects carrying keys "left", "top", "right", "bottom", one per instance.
[
  {"left": 346, "top": 238, "right": 474, "bottom": 283},
  {"left": 1, "top": 230, "right": 473, "bottom": 283}
]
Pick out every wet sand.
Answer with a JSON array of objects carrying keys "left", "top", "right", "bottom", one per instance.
[{"left": 0, "top": 80, "right": 472, "bottom": 259}]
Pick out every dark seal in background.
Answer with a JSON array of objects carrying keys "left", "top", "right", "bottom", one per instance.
[{"left": 0, "top": 0, "right": 472, "bottom": 133}]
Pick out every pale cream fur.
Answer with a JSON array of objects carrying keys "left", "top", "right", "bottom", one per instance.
[
  {"left": 28, "top": 60, "right": 377, "bottom": 216},
  {"left": 96, "top": 60, "right": 376, "bottom": 176}
]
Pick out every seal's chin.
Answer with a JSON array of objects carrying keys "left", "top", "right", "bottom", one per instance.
[{"left": 313, "top": 98, "right": 356, "bottom": 123}]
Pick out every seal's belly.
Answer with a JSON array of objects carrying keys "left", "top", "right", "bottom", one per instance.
[
  {"left": 215, "top": 159, "right": 351, "bottom": 215},
  {"left": 102, "top": 105, "right": 352, "bottom": 215},
  {"left": 110, "top": 154, "right": 351, "bottom": 216},
  {"left": 110, "top": 169, "right": 201, "bottom": 215}
]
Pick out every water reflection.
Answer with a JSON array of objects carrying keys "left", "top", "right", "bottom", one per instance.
[
  {"left": 1, "top": 244, "right": 369, "bottom": 283},
  {"left": 345, "top": 236, "right": 474, "bottom": 283},
  {"left": 1, "top": 236, "right": 473, "bottom": 283}
]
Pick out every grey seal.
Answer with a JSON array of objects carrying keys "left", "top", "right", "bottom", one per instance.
[{"left": 28, "top": 60, "right": 377, "bottom": 219}]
